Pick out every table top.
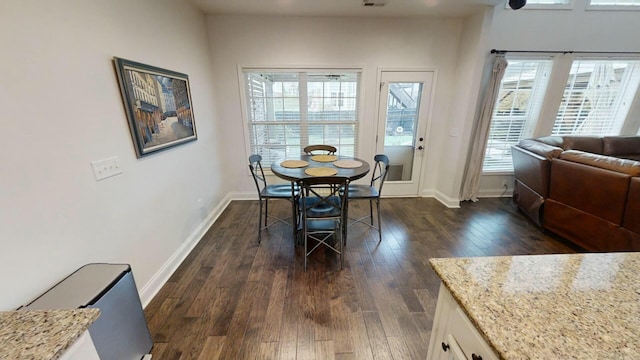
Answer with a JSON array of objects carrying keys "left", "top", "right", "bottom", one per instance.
[
  {"left": 429, "top": 252, "right": 640, "bottom": 360},
  {"left": 271, "top": 154, "right": 370, "bottom": 182}
]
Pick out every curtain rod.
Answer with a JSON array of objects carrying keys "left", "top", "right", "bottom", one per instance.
[{"left": 491, "top": 49, "right": 640, "bottom": 55}]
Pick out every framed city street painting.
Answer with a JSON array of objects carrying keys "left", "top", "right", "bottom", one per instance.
[{"left": 114, "top": 57, "right": 197, "bottom": 158}]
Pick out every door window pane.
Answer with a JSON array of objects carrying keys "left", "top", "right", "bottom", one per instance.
[{"left": 383, "top": 82, "right": 425, "bottom": 181}]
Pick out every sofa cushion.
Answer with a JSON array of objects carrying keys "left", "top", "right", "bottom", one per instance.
[
  {"left": 619, "top": 154, "right": 640, "bottom": 161},
  {"left": 603, "top": 136, "right": 640, "bottom": 156},
  {"left": 550, "top": 158, "right": 630, "bottom": 225},
  {"left": 561, "top": 136, "right": 604, "bottom": 154},
  {"left": 559, "top": 150, "right": 640, "bottom": 176},
  {"left": 516, "top": 139, "right": 564, "bottom": 159}
]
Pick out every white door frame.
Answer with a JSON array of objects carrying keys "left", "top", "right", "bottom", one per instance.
[{"left": 374, "top": 69, "right": 436, "bottom": 197}]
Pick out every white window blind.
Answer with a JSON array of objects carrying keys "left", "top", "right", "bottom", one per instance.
[
  {"left": 552, "top": 59, "right": 640, "bottom": 136},
  {"left": 244, "top": 70, "right": 360, "bottom": 166},
  {"left": 483, "top": 59, "right": 553, "bottom": 172},
  {"left": 589, "top": 0, "right": 640, "bottom": 5}
]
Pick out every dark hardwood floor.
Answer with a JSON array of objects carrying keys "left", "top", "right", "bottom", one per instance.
[{"left": 144, "top": 197, "right": 580, "bottom": 359}]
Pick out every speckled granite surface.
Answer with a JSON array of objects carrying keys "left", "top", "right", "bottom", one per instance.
[
  {"left": 0, "top": 309, "right": 100, "bottom": 360},
  {"left": 430, "top": 252, "right": 640, "bottom": 360}
]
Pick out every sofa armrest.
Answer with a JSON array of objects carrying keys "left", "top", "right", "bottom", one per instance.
[
  {"left": 624, "top": 177, "right": 640, "bottom": 233},
  {"left": 516, "top": 139, "right": 564, "bottom": 159},
  {"left": 512, "top": 145, "right": 555, "bottom": 197}
]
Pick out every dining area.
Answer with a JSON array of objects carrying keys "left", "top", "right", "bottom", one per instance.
[{"left": 249, "top": 145, "right": 389, "bottom": 271}]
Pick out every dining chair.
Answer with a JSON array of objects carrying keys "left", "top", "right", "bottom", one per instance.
[
  {"left": 303, "top": 144, "right": 337, "bottom": 155},
  {"left": 299, "top": 176, "right": 350, "bottom": 271},
  {"left": 248, "top": 154, "right": 299, "bottom": 243},
  {"left": 348, "top": 154, "right": 390, "bottom": 242}
]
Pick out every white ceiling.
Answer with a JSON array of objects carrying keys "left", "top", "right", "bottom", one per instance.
[{"left": 192, "top": 0, "right": 504, "bottom": 18}]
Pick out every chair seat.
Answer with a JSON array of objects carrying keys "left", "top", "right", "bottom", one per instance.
[
  {"left": 301, "top": 196, "right": 342, "bottom": 217},
  {"left": 307, "top": 219, "right": 339, "bottom": 231},
  {"left": 262, "top": 184, "right": 298, "bottom": 198},
  {"left": 348, "top": 184, "right": 378, "bottom": 199}
]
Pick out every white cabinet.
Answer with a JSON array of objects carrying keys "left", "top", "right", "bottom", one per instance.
[
  {"left": 427, "top": 284, "right": 499, "bottom": 360},
  {"left": 58, "top": 330, "right": 100, "bottom": 360}
]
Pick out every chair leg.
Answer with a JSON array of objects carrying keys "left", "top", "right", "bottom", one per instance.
[
  {"left": 376, "top": 198, "right": 382, "bottom": 243},
  {"left": 369, "top": 199, "right": 374, "bottom": 226},
  {"left": 291, "top": 199, "right": 298, "bottom": 243},
  {"left": 340, "top": 221, "right": 344, "bottom": 269},
  {"left": 258, "top": 199, "right": 263, "bottom": 243},
  {"left": 264, "top": 199, "right": 269, "bottom": 226},
  {"left": 304, "top": 224, "right": 308, "bottom": 272}
]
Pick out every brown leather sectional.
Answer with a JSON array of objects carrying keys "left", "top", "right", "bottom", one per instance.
[{"left": 512, "top": 136, "right": 640, "bottom": 252}]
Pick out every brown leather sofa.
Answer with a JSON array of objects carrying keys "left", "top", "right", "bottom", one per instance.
[{"left": 512, "top": 136, "right": 640, "bottom": 252}]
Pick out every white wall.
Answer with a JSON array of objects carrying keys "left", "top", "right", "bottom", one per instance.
[
  {"left": 436, "top": 9, "right": 494, "bottom": 206},
  {"left": 0, "top": 0, "right": 225, "bottom": 310},
  {"left": 206, "top": 14, "right": 485, "bottom": 203}
]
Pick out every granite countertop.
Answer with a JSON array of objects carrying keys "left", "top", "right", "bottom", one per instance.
[
  {"left": 430, "top": 252, "right": 640, "bottom": 360},
  {"left": 0, "top": 309, "right": 100, "bottom": 360}
]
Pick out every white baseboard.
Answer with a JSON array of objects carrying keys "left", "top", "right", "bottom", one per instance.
[
  {"left": 139, "top": 193, "right": 233, "bottom": 308},
  {"left": 432, "top": 190, "right": 461, "bottom": 209},
  {"left": 229, "top": 191, "right": 258, "bottom": 200},
  {"left": 477, "top": 188, "right": 513, "bottom": 198},
  {"left": 381, "top": 189, "right": 461, "bottom": 209}
]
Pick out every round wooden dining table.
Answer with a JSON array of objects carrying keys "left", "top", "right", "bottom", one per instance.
[
  {"left": 271, "top": 154, "right": 370, "bottom": 246},
  {"left": 270, "top": 154, "right": 370, "bottom": 182}
]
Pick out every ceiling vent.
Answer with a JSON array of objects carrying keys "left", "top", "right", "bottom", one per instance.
[{"left": 363, "top": 0, "right": 386, "bottom": 7}]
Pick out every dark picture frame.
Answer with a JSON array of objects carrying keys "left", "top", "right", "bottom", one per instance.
[{"left": 114, "top": 57, "right": 197, "bottom": 158}]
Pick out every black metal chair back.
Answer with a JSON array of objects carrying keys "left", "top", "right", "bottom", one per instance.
[
  {"left": 303, "top": 144, "right": 337, "bottom": 155},
  {"left": 370, "top": 154, "right": 390, "bottom": 192},
  {"left": 348, "top": 154, "right": 389, "bottom": 242},
  {"left": 248, "top": 154, "right": 298, "bottom": 243},
  {"left": 299, "top": 176, "right": 349, "bottom": 271}
]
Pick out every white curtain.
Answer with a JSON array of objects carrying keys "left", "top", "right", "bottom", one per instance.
[{"left": 461, "top": 55, "right": 508, "bottom": 202}]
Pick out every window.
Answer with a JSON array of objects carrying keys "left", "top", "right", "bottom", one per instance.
[
  {"left": 552, "top": 60, "right": 640, "bottom": 135},
  {"left": 588, "top": 0, "right": 640, "bottom": 10},
  {"left": 482, "top": 59, "right": 553, "bottom": 172},
  {"left": 482, "top": 54, "right": 640, "bottom": 173},
  {"left": 513, "top": 0, "right": 574, "bottom": 9},
  {"left": 589, "top": 0, "right": 640, "bottom": 6},
  {"left": 243, "top": 70, "right": 360, "bottom": 166},
  {"left": 526, "top": 0, "right": 571, "bottom": 4}
]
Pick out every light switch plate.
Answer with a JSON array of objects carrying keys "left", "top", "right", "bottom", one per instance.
[{"left": 91, "top": 156, "right": 122, "bottom": 181}]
